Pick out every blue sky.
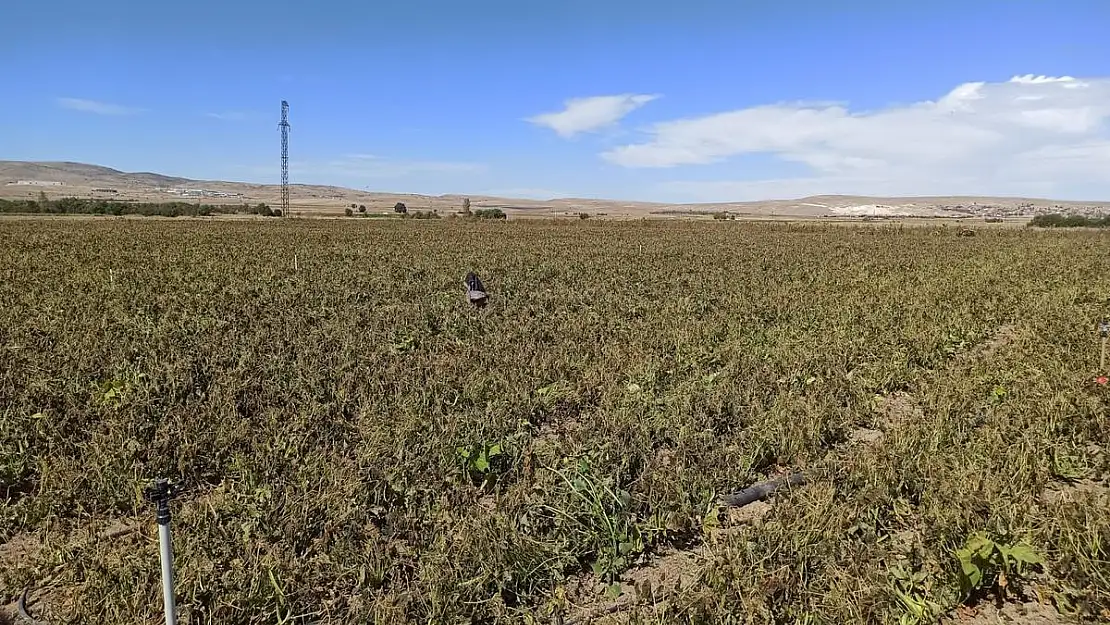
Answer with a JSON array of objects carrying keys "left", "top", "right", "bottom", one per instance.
[{"left": 2, "top": 0, "right": 1109, "bottom": 202}]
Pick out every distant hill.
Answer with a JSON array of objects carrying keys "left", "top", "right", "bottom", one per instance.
[
  {"left": 0, "top": 161, "right": 191, "bottom": 189},
  {"left": 2, "top": 160, "right": 1108, "bottom": 219}
]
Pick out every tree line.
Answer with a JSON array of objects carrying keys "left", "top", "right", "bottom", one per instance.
[
  {"left": 1028, "top": 213, "right": 1110, "bottom": 228},
  {"left": 0, "top": 195, "right": 281, "bottom": 217}
]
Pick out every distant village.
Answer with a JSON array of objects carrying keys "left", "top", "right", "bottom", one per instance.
[
  {"left": 163, "top": 187, "right": 243, "bottom": 199},
  {"left": 4, "top": 179, "right": 242, "bottom": 200}
]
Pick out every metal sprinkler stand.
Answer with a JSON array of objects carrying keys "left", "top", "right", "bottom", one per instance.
[
  {"left": 143, "top": 479, "right": 181, "bottom": 625},
  {"left": 1099, "top": 320, "right": 1110, "bottom": 373}
]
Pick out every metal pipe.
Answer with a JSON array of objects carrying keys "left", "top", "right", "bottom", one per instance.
[
  {"left": 158, "top": 519, "right": 177, "bottom": 625},
  {"left": 144, "top": 479, "right": 179, "bottom": 625}
]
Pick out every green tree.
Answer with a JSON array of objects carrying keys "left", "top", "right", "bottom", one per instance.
[{"left": 394, "top": 202, "right": 407, "bottom": 214}]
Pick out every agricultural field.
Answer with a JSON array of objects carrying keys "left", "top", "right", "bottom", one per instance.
[{"left": 0, "top": 218, "right": 1108, "bottom": 625}]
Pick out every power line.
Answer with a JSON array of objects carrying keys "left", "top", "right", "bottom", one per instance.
[{"left": 279, "top": 100, "right": 290, "bottom": 217}]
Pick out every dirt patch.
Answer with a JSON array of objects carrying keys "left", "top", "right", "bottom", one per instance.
[
  {"left": 945, "top": 599, "right": 1069, "bottom": 625},
  {"left": 622, "top": 548, "right": 701, "bottom": 594},
  {"left": 0, "top": 533, "right": 40, "bottom": 568},
  {"left": 563, "top": 546, "right": 703, "bottom": 624},
  {"left": 958, "top": 324, "right": 1019, "bottom": 365},
  {"left": 874, "top": 391, "right": 925, "bottom": 429},
  {"left": 0, "top": 519, "right": 142, "bottom": 624},
  {"left": 1040, "top": 479, "right": 1110, "bottom": 505},
  {"left": 848, "top": 427, "right": 884, "bottom": 446},
  {"left": 533, "top": 417, "right": 583, "bottom": 445},
  {"left": 726, "top": 500, "right": 773, "bottom": 526}
]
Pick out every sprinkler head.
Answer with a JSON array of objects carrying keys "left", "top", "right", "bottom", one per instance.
[{"left": 143, "top": 479, "right": 181, "bottom": 505}]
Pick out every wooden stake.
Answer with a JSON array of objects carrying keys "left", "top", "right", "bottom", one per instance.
[
  {"left": 1101, "top": 337, "right": 1107, "bottom": 373},
  {"left": 294, "top": 254, "right": 299, "bottom": 271}
]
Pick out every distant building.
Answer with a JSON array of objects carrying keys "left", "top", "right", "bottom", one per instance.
[
  {"left": 166, "top": 187, "right": 241, "bottom": 198},
  {"left": 8, "top": 180, "right": 64, "bottom": 186}
]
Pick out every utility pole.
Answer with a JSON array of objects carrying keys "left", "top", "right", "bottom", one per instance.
[{"left": 279, "top": 100, "right": 290, "bottom": 217}]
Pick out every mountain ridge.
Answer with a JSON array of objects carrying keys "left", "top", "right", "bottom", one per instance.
[{"left": 2, "top": 160, "right": 1108, "bottom": 218}]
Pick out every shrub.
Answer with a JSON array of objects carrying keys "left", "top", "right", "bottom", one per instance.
[
  {"left": 394, "top": 202, "right": 407, "bottom": 214},
  {"left": 344, "top": 208, "right": 353, "bottom": 217},
  {"left": 1029, "top": 213, "right": 1110, "bottom": 228},
  {"left": 0, "top": 197, "right": 282, "bottom": 218},
  {"left": 358, "top": 205, "right": 367, "bottom": 213},
  {"left": 473, "top": 208, "right": 506, "bottom": 220}
]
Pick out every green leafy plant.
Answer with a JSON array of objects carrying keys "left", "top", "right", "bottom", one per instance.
[
  {"left": 457, "top": 441, "right": 507, "bottom": 490},
  {"left": 889, "top": 564, "right": 945, "bottom": 625},
  {"left": 988, "top": 384, "right": 1007, "bottom": 403},
  {"left": 1049, "top": 446, "right": 1091, "bottom": 481},
  {"left": 955, "top": 532, "right": 1044, "bottom": 601},
  {"left": 545, "top": 457, "right": 646, "bottom": 583}
]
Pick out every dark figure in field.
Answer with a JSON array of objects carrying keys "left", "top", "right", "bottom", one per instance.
[{"left": 465, "top": 271, "right": 488, "bottom": 307}]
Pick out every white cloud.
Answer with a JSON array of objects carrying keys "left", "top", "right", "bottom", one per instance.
[
  {"left": 206, "top": 111, "right": 247, "bottom": 121},
  {"left": 528, "top": 94, "right": 659, "bottom": 138},
  {"left": 603, "top": 75, "right": 1110, "bottom": 200},
  {"left": 57, "top": 97, "right": 144, "bottom": 115}
]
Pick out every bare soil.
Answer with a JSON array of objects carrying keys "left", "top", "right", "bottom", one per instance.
[{"left": 945, "top": 599, "right": 1072, "bottom": 625}]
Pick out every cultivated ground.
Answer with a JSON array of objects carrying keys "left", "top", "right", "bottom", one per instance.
[{"left": 0, "top": 219, "right": 1108, "bottom": 624}]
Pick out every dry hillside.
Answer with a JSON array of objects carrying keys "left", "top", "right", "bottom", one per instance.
[{"left": 2, "top": 160, "right": 1108, "bottom": 219}]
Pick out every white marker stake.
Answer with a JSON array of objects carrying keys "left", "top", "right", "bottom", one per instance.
[{"left": 1100, "top": 321, "right": 1110, "bottom": 372}]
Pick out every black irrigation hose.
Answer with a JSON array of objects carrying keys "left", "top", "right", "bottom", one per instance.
[
  {"left": 18, "top": 587, "right": 46, "bottom": 625},
  {"left": 720, "top": 471, "right": 807, "bottom": 508}
]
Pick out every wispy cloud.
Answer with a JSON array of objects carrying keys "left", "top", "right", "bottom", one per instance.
[
  {"left": 600, "top": 75, "right": 1110, "bottom": 200},
  {"left": 56, "top": 97, "right": 144, "bottom": 116},
  {"left": 206, "top": 111, "right": 248, "bottom": 121},
  {"left": 528, "top": 94, "right": 659, "bottom": 138}
]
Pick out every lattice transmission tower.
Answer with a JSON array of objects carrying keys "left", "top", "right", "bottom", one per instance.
[{"left": 279, "top": 100, "right": 290, "bottom": 217}]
